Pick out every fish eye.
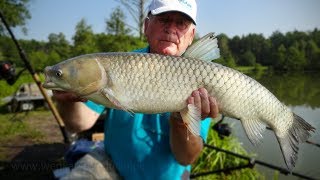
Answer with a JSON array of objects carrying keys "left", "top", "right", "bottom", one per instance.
[{"left": 56, "top": 70, "right": 63, "bottom": 77}]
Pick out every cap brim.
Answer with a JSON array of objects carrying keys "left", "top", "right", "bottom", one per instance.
[{"left": 151, "top": 8, "right": 196, "bottom": 25}]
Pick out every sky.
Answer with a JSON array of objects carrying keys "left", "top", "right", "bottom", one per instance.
[{"left": 13, "top": 0, "right": 320, "bottom": 42}]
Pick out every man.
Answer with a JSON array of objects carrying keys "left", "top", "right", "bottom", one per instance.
[{"left": 58, "top": 0, "right": 219, "bottom": 179}]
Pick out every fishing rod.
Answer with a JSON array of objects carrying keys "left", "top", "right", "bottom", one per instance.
[
  {"left": 190, "top": 143, "right": 316, "bottom": 180},
  {"left": 0, "top": 10, "right": 70, "bottom": 144}
]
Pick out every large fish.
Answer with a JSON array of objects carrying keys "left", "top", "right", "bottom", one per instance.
[{"left": 43, "top": 33, "right": 315, "bottom": 170}]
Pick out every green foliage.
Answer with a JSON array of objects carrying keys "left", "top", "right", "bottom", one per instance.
[
  {"left": 272, "top": 44, "right": 286, "bottom": 69},
  {"left": 192, "top": 122, "right": 263, "bottom": 179},
  {"left": 72, "top": 18, "right": 98, "bottom": 56},
  {"left": 96, "top": 33, "right": 147, "bottom": 52},
  {"left": 106, "top": 7, "right": 131, "bottom": 36},
  {"left": 0, "top": 113, "right": 43, "bottom": 143},
  {"left": 0, "top": 36, "right": 20, "bottom": 63},
  {"left": 47, "top": 32, "right": 71, "bottom": 59},
  {"left": 225, "top": 29, "right": 320, "bottom": 70},
  {"left": 267, "top": 29, "right": 320, "bottom": 70},
  {"left": 215, "top": 34, "right": 237, "bottom": 68},
  {"left": 0, "top": 70, "right": 33, "bottom": 100},
  {"left": 305, "top": 39, "right": 320, "bottom": 69},
  {"left": 29, "top": 51, "right": 48, "bottom": 71},
  {"left": 0, "top": 0, "right": 31, "bottom": 34},
  {"left": 285, "top": 43, "right": 307, "bottom": 70},
  {"left": 240, "top": 50, "right": 256, "bottom": 66}
]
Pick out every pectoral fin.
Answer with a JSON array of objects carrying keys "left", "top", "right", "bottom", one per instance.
[
  {"left": 180, "top": 104, "right": 202, "bottom": 136},
  {"left": 100, "top": 88, "right": 134, "bottom": 116},
  {"left": 241, "top": 118, "right": 266, "bottom": 145}
]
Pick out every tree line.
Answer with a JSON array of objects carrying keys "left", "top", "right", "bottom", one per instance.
[
  {"left": 216, "top": 29, "right": 320, "bottom": 70},
  {"left": 1, "top": 27, "right": 319, "bottom": 72}
]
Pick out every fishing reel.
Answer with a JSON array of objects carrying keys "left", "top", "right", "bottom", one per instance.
[
  {"left": 0, "top": 60, "right": 16, "bottom": 85},
  {"left": 212, "top": 115, "right": 231, "bottom": 139}
]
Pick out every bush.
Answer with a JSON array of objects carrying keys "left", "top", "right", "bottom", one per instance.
[{"left": 191, "top": 121, "right": 263, "bottom": 179}]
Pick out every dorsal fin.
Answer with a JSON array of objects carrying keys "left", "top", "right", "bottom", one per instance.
[{"left": 183, "top": 32, "right": 220, "bottom": 62}]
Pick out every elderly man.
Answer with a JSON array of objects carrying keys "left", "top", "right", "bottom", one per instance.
[{"left": 58, "top": 0, "right": 219, "bottom": 179}]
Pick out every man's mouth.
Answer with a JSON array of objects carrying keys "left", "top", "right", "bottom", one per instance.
[{"left": 160, "top": 39, "right": 177, "bottom": 44}]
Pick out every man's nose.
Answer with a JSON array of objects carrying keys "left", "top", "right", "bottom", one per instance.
[{"left": 164, "top": 20, "right": 178, "bottom": 33}]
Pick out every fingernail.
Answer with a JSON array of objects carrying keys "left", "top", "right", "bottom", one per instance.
[{"left": 193, "top": 90, "right": 199, "bottom": 96}]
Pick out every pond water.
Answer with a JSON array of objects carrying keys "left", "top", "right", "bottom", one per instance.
[{"left": 224, "top": 71, "right": 320, "bottom": 179}]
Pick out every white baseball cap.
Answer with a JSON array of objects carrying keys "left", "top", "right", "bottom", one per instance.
[{"left": 148, "top": 0, "right": 197, "bottom": 24}]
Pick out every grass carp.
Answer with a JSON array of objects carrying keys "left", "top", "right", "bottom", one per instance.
[{"left": 43, "top": 34, "right": 315, "bottom": 171}]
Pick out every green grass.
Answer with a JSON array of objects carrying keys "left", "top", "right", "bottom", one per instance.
[
  {"left": 235, "top": 65, "right": 268, "bottom": 73},
  {"left": 0, "top": 112, "right": 44, "bottom": 143},
  {"left": 191, "top": 120, "right": 264, "bottom": 179}
]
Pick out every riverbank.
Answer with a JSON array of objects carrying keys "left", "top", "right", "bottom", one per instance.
[{"left": 0, "top": 110, "right": 67, "bottom": 179}]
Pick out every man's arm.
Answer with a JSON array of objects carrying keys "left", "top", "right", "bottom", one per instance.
[
  {"left": 53, "top": 91, "right": 100, "bottom": 133},
  {"left": 169, "top": 88, "right": 219, "bottom": 165}
]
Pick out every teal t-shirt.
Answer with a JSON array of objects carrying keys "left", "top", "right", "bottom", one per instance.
[{"left": 85, "top": 47, "right": 211, "bottom": 180}]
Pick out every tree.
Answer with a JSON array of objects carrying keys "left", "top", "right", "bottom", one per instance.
[
  {"left": 96, "top": 33, "right": 146, "bottom": 52},
  {"left": 270, "top": 31, "right": 286, "bottom": 50},
  {"left": 47, "top": 32, "right": 71, "bottom": 59},
  {"left": 72, "top": 18, "right": 97, "bottom": 56},
  {"left": 116, "top": 0, "right": 148, "bottom": 39},
  {"left": 216, "top": 34, "right": 236, "bottom": 67},
  {"left": 0, "top": 0, "right": 31, "bottom": 35},
  {"left": 305, "top": 40, "right": 320, "bottom": 69},
  {"left": 311, "top": 28, "right": 320, "bottom": 47},
  {"left": 106, "top": 7, "right": 131, "bottom": 36},
  {"left": 239, "top": 34, "right": 270, "bottom": 65},
  {"left": 29, "top": 51, "right": 48, "bottom": 71},
  {"left": 229, "top": 35, "right": 242, "bottom": 60},
  {"left": 0, "top": 36, "right": 19, "bottom": 62},
  {"left": 47, "top": 50, "right": 61, "bottom": 65},
  {"left": 240, "top": 50, "right": 256, "bottom": 66},
  {"left": 272, "top": 44, "right": 286, "bottom": 69},
  {"left": 285, "top": 42, "right": 306, "bottom": 70}
]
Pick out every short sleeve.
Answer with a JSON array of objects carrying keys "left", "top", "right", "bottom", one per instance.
[
  {"left": 199, "top": 118, "right": 211, "bottom": 142},
  {"left": 84, "top": 100, "right": 105, "bottom": 114}
]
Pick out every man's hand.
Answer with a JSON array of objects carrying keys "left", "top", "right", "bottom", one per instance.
[
  {"left": 169, "top": 87, "right": 219, "bottom": 165},
  {"left": 187, "top": 88, "right": 219, "bottom": 119}
]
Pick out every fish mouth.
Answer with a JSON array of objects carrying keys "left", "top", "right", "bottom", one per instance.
[
  {"left": 42, "top": 70, "right": 64, "bottom": 90},
  {"left": 43, "top": 66, "right": 59, "bottom": 90},
  {"left": 42, "top": 81, "right": 63, "bottom": 91}
]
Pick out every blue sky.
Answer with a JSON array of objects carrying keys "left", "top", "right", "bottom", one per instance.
[{"left": 14, "top": 0, "right": 320, "bottom": 42}]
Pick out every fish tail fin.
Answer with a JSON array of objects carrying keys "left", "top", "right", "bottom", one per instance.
[
  {"left": 180, "top": 104, "right": 201, "bottom": 137},
  {"left": 276, "top": 113, "right": 315, "bottom": 171}
]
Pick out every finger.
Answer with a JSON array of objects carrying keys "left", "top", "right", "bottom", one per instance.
[
  {"left": 192, "top": 90, "right": 201, "bottom": 110},
  {"left": 209, "top": 96, "right": 219, "bottom": 118},
  {"left": 199, "top": 88, "right": 210, "bottom": 118},
  {"left": 187, "top": 96, "right": 195, "bottom": 105}
]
